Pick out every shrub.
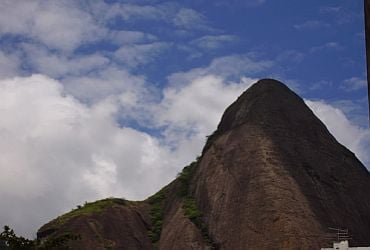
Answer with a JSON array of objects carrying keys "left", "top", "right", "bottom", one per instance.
[{"left": 147, "top": 190, "right": 165, "bottom": 243}]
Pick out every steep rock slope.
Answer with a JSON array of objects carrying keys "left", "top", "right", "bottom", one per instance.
[
  {"left": 38, "top": 198, "right": 152, "bottom": 249},
  {"left": 190, "top": 79, "right": 370, "bottom": 249},
  {"left": 37, "top": 79, "right": 370, "bottom": 249}
]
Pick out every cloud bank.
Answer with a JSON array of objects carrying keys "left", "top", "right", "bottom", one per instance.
[
  {"left": 0, "top": 72, "right": 253, "bottom": 237},
  {"left": 0, "top": 72, "right": 368, "bottom": 238},
  {"left": 0, "top": 0, "right": 367, "bottom": 242}
]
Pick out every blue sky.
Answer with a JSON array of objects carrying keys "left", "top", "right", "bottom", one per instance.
[{"left": 0, "top": 0, "right": 369, "bottom": 237}]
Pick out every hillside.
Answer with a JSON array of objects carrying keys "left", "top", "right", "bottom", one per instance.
[{"left": 37, "top": 79, "right": 370, "bottom": 249}]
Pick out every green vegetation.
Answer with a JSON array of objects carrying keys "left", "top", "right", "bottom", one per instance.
[
  {"left": 0, "top": 225, "right": 80, "bottom": 250},
  {"left": 0, "top": 226, "right": 34, "bottom": 250},
  {"left": 178, "top": 159, "right": 219, "bottom": 249},
  {"left": 54, "top": 198, "right": 127, "bottom": 226},
  {"left": 146, "top": 157, "right": 218, "bottom": 249},
  {"left": 0, "top": 198, "right": 126, "bottom": 249},
  {"left": 183, "top": 197, "right": 202, "bottom": 222},
  {"left": 146, "top": 158, "right": 200, "bottom": 245},
  {"left": 147, "top": 190, "right": 165, "bottom": 244},
  {"left": 177, "top": 161, "right": 198, "bottom": 197},
  {"left": 182, "top": 198, "right": 218, "bottom": 249}
]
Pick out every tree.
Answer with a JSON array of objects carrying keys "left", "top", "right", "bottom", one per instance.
[{"left": 0, "top": 226, "right": 80, "bottom": 250}]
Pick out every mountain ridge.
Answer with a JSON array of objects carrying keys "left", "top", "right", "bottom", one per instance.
[{"left": 37, "top": 79, "right": 370, "bottom": 249}]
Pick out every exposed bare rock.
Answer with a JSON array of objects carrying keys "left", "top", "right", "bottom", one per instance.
[
  {"left": 37, "top": 79, "right": 370, "bottom": 249},
  {"left": 192, "top": 79, "right": 370, "bottom": 249},
  {"left": 37, "top": 199, "right": 152, "bottom": 249},
  {"left": 159, "top": 200, "right": 211, "bottom": 250}
]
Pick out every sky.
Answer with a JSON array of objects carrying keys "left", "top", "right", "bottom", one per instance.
[{"left": 0, "top": 0, "right": 369, "bottom": 238}]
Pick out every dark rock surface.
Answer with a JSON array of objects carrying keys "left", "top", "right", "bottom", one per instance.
[
  {"left": 38, "top": 79, "right": 370, "bottom": 249},
  {"left": 38, "top": 201, "right": 152, "bottom": 249},
  {"left": 193, "top": 79, "right": 370, "bottom": 249}
]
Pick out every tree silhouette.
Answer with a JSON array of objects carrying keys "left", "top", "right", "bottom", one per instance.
[{"left": 0, "top": 225, "right": 80, "bottom": 250}]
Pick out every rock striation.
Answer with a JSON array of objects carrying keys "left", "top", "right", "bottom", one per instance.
[{"left": 37, "top": 79, "right": 370, "bottom": 249}]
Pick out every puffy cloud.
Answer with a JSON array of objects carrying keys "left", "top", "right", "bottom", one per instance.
[
  {"left": 157, "top": 76, "right": 255, "bottom": 137},
  {"left": 341, "top": 77, "right": 367, "bottom": 91},
  {"left": 105, "top": 3, "right": 167, "bottom": 21},
  {"left": 330, "top": 99, "right": 369, "bottom": 127},
  {"left": 0, "top": 75, "right": 173, "bottom": 237},
  {"left": 293, "top": 20, "right": 330, "bottom": 30},
  {"left": 0, "top": 1, "right": 104, "bottom": 51},
  {"left": 0, "top": 50, "right": 21, "bottom": 78},
  {"left": 167, "top": 55, "right": 273, "bottom": 87},
  {"left": 276, "top": 50, "right": 305, "bottom": 64},
  {"left": 63, "top": 66, "right": 150, "bottom": 107},
  {"left": 22, "top": 44, "right": 110, "bottom": 78},
  {"left": 113, "top": 42, "right": 170, "bottom": 68},
  {"left": 309, "top": 42, "right": 342, "bottom": 53},
  {"left": 0, "top": 73, "right": 369, "bottom": 240},
  {"left": 191, "top": 35, "right": 238, "bottom": 50},
  {"left": 306, "top": 100, "right": 370, "bottom": 167},
  {"left": 320, "top": 6, "right": 341, "bottom": 14},
  {"left": 0, "top": 72, "right": 255, "bottom": 238},
  {"left": 173, "top": 8, "right": 210, "bottom": 30},
  {"left": 108, "top": 30, "right": 157, "bottom": 45},
  {"left": 214, "top": 0, "right": 266, "bottom": 8},
  {"left": 0, "top": 1, "right": 186, "bottom": 52},
  {"left": 309, "top": 80, "right": 333, "bottom": 91}
]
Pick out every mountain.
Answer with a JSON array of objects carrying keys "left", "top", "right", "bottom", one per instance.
[{"left": 37, "top": 79, "right": 370, "bottom": 249}]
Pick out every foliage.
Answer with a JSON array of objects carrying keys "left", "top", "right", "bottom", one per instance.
[
  {"left": 147, "top": 190, "right": 165, "bottom": 244},
  {"left": 0, "top": 226, "right": 80, "bottom": 250},
  {"left": 182, "top": 198, "right": 219, "bottom": 249},
  {"left": 177, "top": 159, "right": 219, "bottom": 249},
  {"left": 146, "top": 158, "right": 204, "bottom": 248},
  {"left": 0, "top": 226, "right": 34, "bottom": 250},
  {"left": 54, "top": 198, "right": 126, "bottom": 226},
  {"left": 36, "top": 233, "right": 80, "bottom": 250},
  {"left": 183, "top": 197, "right": 202, "bottom": 222},
  {"left": 177, "top": 161, "right": 197, "bottom": 197}
]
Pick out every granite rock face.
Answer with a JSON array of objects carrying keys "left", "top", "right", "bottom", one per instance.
[
  {"left": 192, "top": 79, "right": 370, "bottom": 249},
  {"left": 38, "top": 200, "right": 152, "bottom": 250},
  {"left": 38, "top": 79, "right": 370, "bottom": 249}
]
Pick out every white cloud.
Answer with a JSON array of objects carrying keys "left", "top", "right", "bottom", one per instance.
[
  {"left": 276, "top": 50, "right": 305, "bottom": 63},
  {"left": 108, "top": 30, "right": 157, "bottom": 45},
  {"left": 0, "top": 75, "right": 177, "bottom": 237},
  {"left": 22, "top": 44, "right": 110, "bottom": 78},
  {"left": 0, "top": 1, "right": 105, "bottom": 51},
  {"left": 310, "top": 42, "right": 342, "bottom": 53},
  {"left": 191, "top": 35, "right": 238, "bottom": 50},
  {"left": 0, "top": 50, "right": 21, "bottom": 78},
  {"left": 0, "top": 72, "right": 255, "bottom": 238},
  {"left": 0, "top": 1, "right": 169, "bottom": 52},
  {"left": 0, "top": 73, "right": 369, "bottom": 240},
  {"left": 103, "top": 4, "right": 213, "bottom": 32},
  {"left": 113, "top": 42, "right": 170, "bottom": 68},
  {"left": 157, "top": 76, "right": 255, "bottom": 139},
  {"left": 320, "top": 6, "right": 341, "bottom": 14},
  {"left": 330, "top": 98, "right": 369, "bottom": 127},
  {"left": 177, "top": 45, "right": 204, "bottom": 60},
  {"left": 309, "top": 80, "right": 333, "bottom": 91},
  {"left": 294, "top": 20, "right": 330, "bottom": 30},
  {"left": 0, "top": 0, "right": 368, "bottom": 242},
  {"left": 341, "top": 77, "right": 367, "bottom": 91},
  {"left": 173, "top": 8, "right": 210, "bottom": 30},
  {"left": 105, "top": 3, "right": 167, "bottom": 21},
  {"left": 306, "top": 100, "right": 370, "bottom": 167},
  {"left": 167, "top": 55, "right": 273, "bottom": 87},
  {"left": 63, "top": 66, "right": 148, "bottom": 104},
  {"left": 215, "top": 0, "right": 266, "bottom": 8}
]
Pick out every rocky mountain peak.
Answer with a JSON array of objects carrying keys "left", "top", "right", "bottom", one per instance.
[
  {"left": 204, "top": 78, "right": 335, "bottom": 154},
  {"left": 37, "top": 79, "right": 370, "bottom": 250},
  {"left": 217, "top": 79, "right": 302, "bottom": 131}
]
